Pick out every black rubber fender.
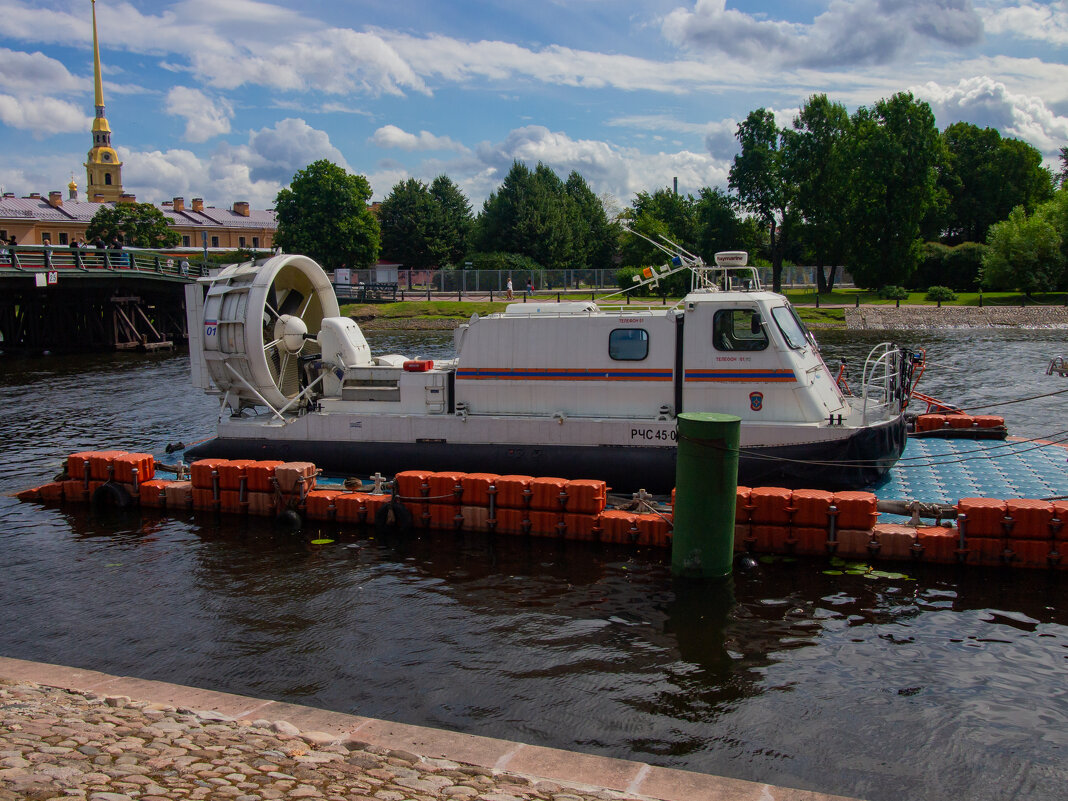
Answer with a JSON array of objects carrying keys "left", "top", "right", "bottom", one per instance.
[
  {"left": 276, "top": 508, "right": 303, "bottom": 532},
  {"left": 375, "top": 497, "right": 413, "bottom": 533},
  {"left": 91, "top": 481, "right": 134, "bottom": 509}
]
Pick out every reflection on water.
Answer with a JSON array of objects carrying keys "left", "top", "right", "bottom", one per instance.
[{"left": 1, "top": 329, "right": 1068, "bottom": 801}]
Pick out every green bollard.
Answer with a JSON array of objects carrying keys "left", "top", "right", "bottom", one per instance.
[{"left": 672, "top": 412, "right": 741, "bottom": 578}]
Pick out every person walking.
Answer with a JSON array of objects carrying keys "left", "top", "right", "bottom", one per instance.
[{"left": 506, "top": 276, "right": 514, "bottom": 300}]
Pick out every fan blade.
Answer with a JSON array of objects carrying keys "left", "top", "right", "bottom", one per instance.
[{"left": 279, "top": 288, "right": 305, "bottom": 317}]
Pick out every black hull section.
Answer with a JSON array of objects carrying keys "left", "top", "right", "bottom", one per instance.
[{"left": 186, "top": 417, "right": 907, "bottom": 494}]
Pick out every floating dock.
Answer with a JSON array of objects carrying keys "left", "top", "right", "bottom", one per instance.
[{"left": 15, "top": 435, "right": 1068, "bottom": 570}]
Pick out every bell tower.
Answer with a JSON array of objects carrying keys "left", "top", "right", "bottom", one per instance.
[{"left": 84, "top": 0, "right": 123, "bottom": 202}]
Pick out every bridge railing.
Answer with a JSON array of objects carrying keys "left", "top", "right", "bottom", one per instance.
[{"left": 0, "top": 245, "right": 207, "bottom": 277}]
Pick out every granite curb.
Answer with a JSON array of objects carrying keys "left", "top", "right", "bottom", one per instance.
[{"left": 0, "top": 656, "right": 858, "bottom": 801}]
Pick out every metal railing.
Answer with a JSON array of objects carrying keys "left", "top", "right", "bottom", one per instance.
[
  {"left": 0, "top": 245, "right": 207, "bottom": 277},
  {"left": 345, "top": 265, "right": 855, "bottom": 293}
]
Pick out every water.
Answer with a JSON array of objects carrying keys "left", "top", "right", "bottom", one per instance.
[{"left": 2, "top": 328, "right": 1068, "bottom": 801}]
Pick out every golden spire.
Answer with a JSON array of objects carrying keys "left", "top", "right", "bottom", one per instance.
[
  {"left": 92, "top": 0, "right": 104, "bottom": 113},
  {"left": 84, "top": 0, "right": 123, "bottom": 202}
]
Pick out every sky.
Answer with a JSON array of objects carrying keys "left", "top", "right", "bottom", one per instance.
[{"left": 0, "top": 0, "right": 1066, "bottom": 213}]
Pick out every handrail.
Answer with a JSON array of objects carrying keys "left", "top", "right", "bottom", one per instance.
[
  {"left": 0, "top": 245, "right": 206, "bottom": 277},
  {"left": 860, "top": 342, "right": 900, "bottom": 425}
]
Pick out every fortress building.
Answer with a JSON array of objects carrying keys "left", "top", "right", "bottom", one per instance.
[{"left": 0, "top": 0, "right": 276, "bottom": 248}]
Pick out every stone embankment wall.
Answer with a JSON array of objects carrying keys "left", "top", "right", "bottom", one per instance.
[{"left": 846, "top": 305, "right": 1068, "bottom": 329}]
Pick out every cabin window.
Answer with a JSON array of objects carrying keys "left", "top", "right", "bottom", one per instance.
[
  {"left": 609, "top": 328, "right": 649, "bottom": 360},
  {"left": 771, "top": 306, "right": 808, "bottom": 349},
  {"left": 713, "top": 309, "right": 767, "bottom": 351},
  {"left": 58, "top": 233, "right": 68, "bottom": 245},
  {"left": 211, "top": 236, "right": 219, "bottom": 248},
  {"left": 182, "top": 236, "right": 190, "bottom": 247}
]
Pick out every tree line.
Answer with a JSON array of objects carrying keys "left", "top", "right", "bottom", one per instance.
[{"left": 264, "top": 90, "right": 1068, "bottom": 294}]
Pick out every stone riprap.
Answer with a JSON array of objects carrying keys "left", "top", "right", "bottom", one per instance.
[
  {"left": 0, "top": 665, "right": 858, "bottom": 801},
  {"left": 846, "top": 305, "right": 1068, "bottom": 329},
  {"left": 0, "top": 678, "right": 635, "bottom": 801}
]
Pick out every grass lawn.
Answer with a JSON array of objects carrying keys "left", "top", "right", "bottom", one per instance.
[{"left": 341, "top": 300, "right": 509, "bottom": 319}]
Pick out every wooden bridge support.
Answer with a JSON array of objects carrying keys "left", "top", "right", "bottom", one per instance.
[{"left": 0, "top": 281, "right": 188, "bottom": 353}]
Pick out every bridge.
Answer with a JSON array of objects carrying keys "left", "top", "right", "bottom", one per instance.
[{"left": 0, "top": 245, "right": 205, "bottom": 352}]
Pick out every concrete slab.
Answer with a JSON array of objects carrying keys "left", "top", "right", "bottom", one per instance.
[
  {"left": 353, "top": 717, "right": 521, "bottom": 766},
  {"left": 97, "top": 676, "right": 268, "bottom": 719},
  {"left": 0, "top": 656, "right": 862, "bottom": 801},
  {"left": 500, "top": 743, "right": 643, "bottom": 791},
  {"left": 244, "top": 700, "right": 372, "bottom": 737},
  {"left": 636, "top": 763, "right": 856, "bottom": 801},
  {"left": 0, "top": 656, "right": 119, "bottom": 692}
]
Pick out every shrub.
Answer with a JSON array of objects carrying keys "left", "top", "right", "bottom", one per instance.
[
  {"left": 878, "top": 285, "right": 909, "bottom": 300},
  {"left": 911, "top": 241, "right": 984, "bottom": 291},
  {"left": 925, "top": 285, "right": 957, "bottom": 302}
]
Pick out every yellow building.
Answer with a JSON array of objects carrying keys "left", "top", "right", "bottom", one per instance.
[{"left": 0, "top": 0, "right": 277, "bottom": 248}]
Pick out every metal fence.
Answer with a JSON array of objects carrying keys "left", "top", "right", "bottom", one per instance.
[
  {"left": 346, "top": 265, "right": 854, "bottom": 293},
  {"left": 0, "top": 245, "right": 207, "bottom": 277}
]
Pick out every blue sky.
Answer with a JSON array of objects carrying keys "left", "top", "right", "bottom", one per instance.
[{"left": 1, "top": 0, "right": 1066, "bottom": 212}]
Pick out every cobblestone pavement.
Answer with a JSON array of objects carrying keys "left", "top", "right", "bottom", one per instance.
[{"left": 0, "top": 679, "right": 645, "bottom": 801}]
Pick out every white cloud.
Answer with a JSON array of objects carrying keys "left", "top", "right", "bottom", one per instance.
[
  {"left": 241, "top": 118, "right": 350, "bottom": 184},
  {"left": 662, "top": 0, "right": 984, "bottom": 68},
  {"left": 117, "top": 118, "right": 350, "bottom": 208},
  {"left": 0, "top": 0, "right": 761, "bottom": 98},
  {"left": 0, "top": 48, "right": 84, "bottom": 94},
  {"left": 165, "top": 87, "right": 233, "bottom": 142},
  {"left": 362, "top": 125, "right": 730, "bottom": 207},
  {"left": 0, "top": 94, "right": 89, "bottom": 136},
  {"left": 382, "top": 31, "right": 748, "bottom": 94},
  {"left": 980, "top": 0, "right": 1068, "bottom": 46},
  {"left": 470, "top": 125, "right": 729, "bottom": 204},
  {"left": 914, "top": 75, "right": 1068, "bottom": 155},
  {"left": 371, "top": 125, "right": 468, "bottom": 152}
]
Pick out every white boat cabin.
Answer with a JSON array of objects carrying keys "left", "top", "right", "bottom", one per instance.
[{"left": 314, "top": 289, "right": 850, "bottom": 425}]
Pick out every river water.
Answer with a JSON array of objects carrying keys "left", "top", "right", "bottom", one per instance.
[{"left": 2, "top": 328, "right": 1067, "bottom": 801}]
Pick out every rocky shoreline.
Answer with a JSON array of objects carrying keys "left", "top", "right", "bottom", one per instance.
[
  {"left": 845, "top": 304, "right": 1068, "bottom": 329},
  {"left": 0, "top": 678, "right": 642, "bottom": 801}
]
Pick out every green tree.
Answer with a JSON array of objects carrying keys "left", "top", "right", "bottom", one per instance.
[
  {"left": 843, "top": 93, "right": 942, "bottom": 288},
  {"left": 1058, "top": 146, "right": 1068, "bottom": 189},
  {"left": 378, "top": 178, "right": 438, "bottom": 269},
  {"left": 729, "top": 109, "right": 792, "bottom": 291},
  {"left": 565, "top": 171, "right": 617, "bottom": 270},
  {"left": 274, "top": 160, "right": 380, "bottom": 270},
  {"left": 782, "top": 94, "right": 851, "bottom": 292},
  {"left": 938, "top": 122, "right": 1053, "bottom": 244},
  {"left": 982, "top": 203, "right": 1063, "bottom": 293},
  {"left": 619, "top": 189, "right": 697, "bottom": 271},
  {"left": 85, "top": 202, "right": 180, "bottom": 248},
  {"left": 429, "top": 175, "right": 473, "bottom": 267},
  {"left": 476, "top": 161, "right": 612, "bottom": 271},
  {"left": 693, "top": 187, "right": 743, "bottom": 259}
]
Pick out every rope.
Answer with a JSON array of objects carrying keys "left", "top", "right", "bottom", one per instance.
[
  {"left": 393, "top": 492, "right": 459, "bottom": 502},
  {"left": 939, "top": 386, "right": 1068, "bottom": 413}
]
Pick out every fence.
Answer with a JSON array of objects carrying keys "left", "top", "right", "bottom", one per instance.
[
  {"left": 345, "top": 265, "right": 854, "bottom": 294},
  {"left": 0, "top": 245, "right": 207, "bottom": 277}
]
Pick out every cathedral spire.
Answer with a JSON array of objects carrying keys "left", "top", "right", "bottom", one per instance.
[
  {"left": 92, "top": 0, "right": 105, "bottom": 115},
  {"left": 85, "top": 0, "right": 124, "bottom": 202}
]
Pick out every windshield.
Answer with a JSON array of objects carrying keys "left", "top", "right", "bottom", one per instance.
[{"left": 771, "top": 305, "right": 809, "bottom": 349}]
